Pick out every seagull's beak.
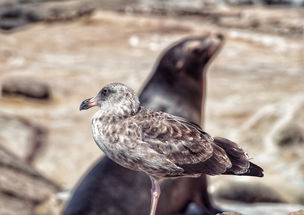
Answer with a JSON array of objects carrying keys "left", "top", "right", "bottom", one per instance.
[{"left": 79, "top": 97, "right": 98, "bottom": 111}]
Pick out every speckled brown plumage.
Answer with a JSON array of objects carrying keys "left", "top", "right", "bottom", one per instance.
[{"left": 81, "top": 83, "right": 263, "bottom": 179}]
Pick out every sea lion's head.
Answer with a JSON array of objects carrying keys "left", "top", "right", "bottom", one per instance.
[{"left": 156, "top": 33, "right": 224, "bottom": 82}]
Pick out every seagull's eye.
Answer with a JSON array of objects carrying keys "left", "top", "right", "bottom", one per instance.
[{"left": 102, "top": 88, "right": 109, "bottom": 96}]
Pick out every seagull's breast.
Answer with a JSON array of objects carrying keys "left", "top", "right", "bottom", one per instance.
[
  {"left": 91, "top": 116, "right": 109, "bottom": 153},
  {"left": 91, "top": 112, "right": 143, "bottom": 165}
]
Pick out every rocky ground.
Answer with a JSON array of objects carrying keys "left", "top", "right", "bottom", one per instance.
[{"left": 0, "top": 1, "right": 303, "bottom": 214}]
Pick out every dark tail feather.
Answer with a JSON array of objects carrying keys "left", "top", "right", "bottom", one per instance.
[
  {"left": 214, "top": 137, "right": 264, "bottom": 177},
  {"left": 246, "top": 162, "right": 264, "bottom": 177},
  {"left": 223, "top": 162, "right": 264, "bottom": 177}
]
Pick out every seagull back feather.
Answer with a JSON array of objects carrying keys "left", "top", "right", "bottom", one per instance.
[{"left": 132, "top": 108, "right": 263, "bottom": 177}]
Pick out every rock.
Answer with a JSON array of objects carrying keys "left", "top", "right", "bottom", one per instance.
[
  {"left": 289, "top": 210, "right": 304, "bottom": 215},
  {"left": 0, "top": 0, "right": 94, "bottom": 31},
  {"left": 1, "top": 78, "right": 51, "bottom": 100},
  {"left": 33, "top": 191, "right": 70, "bottom": 215},
  {"left": 0, "top": 113, "right": 48, "bottom": 164},
  {"left": 0, "top": 1, "right": 43, "bottom": 31},
  {"left": 231, "top": 96, "right": 304, "bottom": 204},
  {"left": 214, "top": 182, "right": 285, "bottom": 203},
  {"left": 217, "top": 212, "right": 241, "bottom": 215},
  {"left": 274, "top": 123, "right": 304, "bottom": 148},
  {"left": 273, "top": 102, "right": 304, "bottom": 149},
  {"left": 0, "top": 192, "right": 33, "bottom": 215},
  {"left": 216, "top": 200, "right": 304, "bottom": 215},
  {"left": 0, "top": 145, "right": 61, "bottom": 215}
]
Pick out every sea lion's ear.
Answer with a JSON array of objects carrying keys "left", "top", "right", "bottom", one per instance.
[
  {"left": 191, "top": 47, "right": 203, "bottom": 55},
  {"left": 175, "top": 60, "right": 184, "bottom": 70}
]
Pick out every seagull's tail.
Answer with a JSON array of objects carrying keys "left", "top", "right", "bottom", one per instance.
[{"left": 214, "top": 137, "right": 264, "bottom": 177}]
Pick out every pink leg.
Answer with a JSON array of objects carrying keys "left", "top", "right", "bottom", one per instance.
[{"left": 149, "top": 176, "right": 161, "bottom": 215}]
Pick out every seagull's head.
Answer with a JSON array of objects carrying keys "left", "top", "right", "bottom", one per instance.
[{"left": 80, "top": 83, "right": 140, "bottom": 115}]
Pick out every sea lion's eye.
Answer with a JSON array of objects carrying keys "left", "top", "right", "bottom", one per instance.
[{"left": 192, "top": 47, "right": 202, "bottom": 55}]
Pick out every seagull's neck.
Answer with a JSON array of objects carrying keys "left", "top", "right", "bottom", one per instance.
[{"left": 92, "top": 102, "right": 139, "bottom": 124}]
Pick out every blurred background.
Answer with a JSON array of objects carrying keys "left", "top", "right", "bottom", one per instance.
[{"left": 0, "top": 0, "right": 303, "bottom": 214}]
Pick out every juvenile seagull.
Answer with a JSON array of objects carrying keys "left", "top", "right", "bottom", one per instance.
[{"left": 80, "top": 83, "right": 264, "bottom": 215}]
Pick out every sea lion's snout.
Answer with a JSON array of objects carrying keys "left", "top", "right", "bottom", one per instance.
[
  {"left": 214, "top": 32, "right": 225, "bottom": 42},
  {"left": 186, "top": 33, "right": 224, "bottom": 56},
  {"left": 204, "top": 32, "right": 225, "bottom": 59}
]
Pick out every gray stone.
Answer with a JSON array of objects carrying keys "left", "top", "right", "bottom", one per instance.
[
  {"left": 217, "top": 212, "right": 241, "bottom": 215},
  {"left": 216, "top": 201, "right": 304, "bottom": 215},
  {"left": 289, "top": 210, "right": 304, "bottom": 215},
  {"left": 0, "top": 1, "right": 43, "bottom": 31},
  {"left": 1, "top": 78, "right": 51, "bottom": 100},
  {"left": 274, "top": 123, "right": 304, "bottom": 148},
  {"left": 214, "top": 182, "right": 285, "bottom": 203},
  {"left": 0, "top": 0, "right": 94, "bottom": 31}
]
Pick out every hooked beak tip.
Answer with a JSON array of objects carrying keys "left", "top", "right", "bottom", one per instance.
[{"left": 79, "top": 97, "right": 97, "bottom": 111}]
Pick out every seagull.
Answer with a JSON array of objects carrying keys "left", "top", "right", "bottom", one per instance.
[{"left": 80, "top": 83, "right": 264, "bottom": 215}]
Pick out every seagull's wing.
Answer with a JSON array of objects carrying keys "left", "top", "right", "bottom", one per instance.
[{"left": 136, "top": 108, "right": 232, "bottom": 175}]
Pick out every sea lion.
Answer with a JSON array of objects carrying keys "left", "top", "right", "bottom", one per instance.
[{"left": 64, "top": 33, "right": 224, "bottom": 215}]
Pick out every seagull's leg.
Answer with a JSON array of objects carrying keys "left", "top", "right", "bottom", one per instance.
[{"left": 149, "top": 176, "right": 161, "bottom": 215}]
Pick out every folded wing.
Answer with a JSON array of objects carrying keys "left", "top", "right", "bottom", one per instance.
[
  {"left": 137, "top": 110, "right": 232, "bottom": 176},
  {"left": 135, "top": 108, "right": 263, "bottom": 177}
]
